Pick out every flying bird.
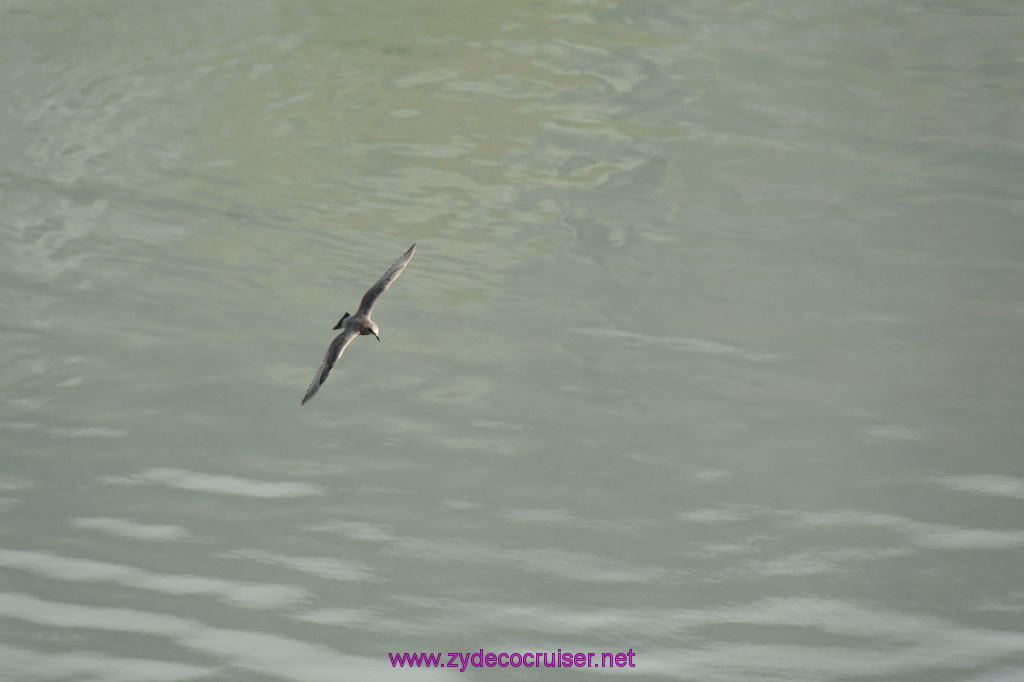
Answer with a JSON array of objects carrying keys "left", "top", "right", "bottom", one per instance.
[{"left": 301, "top": 243, "right": 416, "bottom": 405}]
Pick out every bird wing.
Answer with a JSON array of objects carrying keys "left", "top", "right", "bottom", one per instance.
[
  {"left": 301, "top": 327, "right": 360, "bottom": 405},
  {"left": 356, "top": 243, "right": 416, "bottom": 318}
]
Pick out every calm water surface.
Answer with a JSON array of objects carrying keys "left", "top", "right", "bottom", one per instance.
[{"left": 3, "top": 2, "right": 1024, "bottom": 680}]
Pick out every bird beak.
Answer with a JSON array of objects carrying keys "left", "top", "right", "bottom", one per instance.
[{"left": 374, "top": 333, "right": 380, "bottom": 342}]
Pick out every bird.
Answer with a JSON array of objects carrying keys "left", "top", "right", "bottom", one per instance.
[{"left": 301, "top": 243, "right": 416, "bottom": 405}]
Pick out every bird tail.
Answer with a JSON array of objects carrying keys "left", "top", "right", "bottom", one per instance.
[{"left": 332, "top": 312, "right": 350, "bottom": 330}]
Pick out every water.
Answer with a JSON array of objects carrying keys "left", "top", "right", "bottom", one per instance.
[{"left": 3, "top": 1, "right": 1024, "bottom": 680}]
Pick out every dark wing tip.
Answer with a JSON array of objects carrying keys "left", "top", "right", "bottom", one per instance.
[
  {"left": 301, "top": 372, "right": 325, "bottom": 404},
  {"left": 301, "top": 375, "right": 325, "bottom": 405}
]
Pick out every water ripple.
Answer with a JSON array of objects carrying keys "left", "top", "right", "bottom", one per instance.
[
  {"left": 570, "top": 327, "right": 792, "bottom": 362},
  {"left": 393, "top": 536, "right": 668, "bottom": 584},
  {"left": 636, "top": 597, "right": 1024, "bottom": 680},
  {"left": 303, "top": 520, "right": 397, "bottom": 543},
  {"left": 932, "top": 475, "right": 1024, "bottom": 500},
  {"left": 0, "top": 592, "right": 455, "bottom": 681},
  {"left": 782, "top": 509, "right": 1024, "bottom": 551},
  {"left": 71, "top": 516, "right": 193, "bottom": 542},
  {"left": 0, "top": 642, "right": 210, "bottom": 682},
  {"left": 217, "top": 549, "right": 377, "bottom": 582},
  {"left": 49, "top": 426, "right": 127, "bottom": 438},
  {"left": 99, "top": 467, "right": 325, "bottom": 498},
  {"left": 0, "top": 549, "right": 307, "bottom": 610}
]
